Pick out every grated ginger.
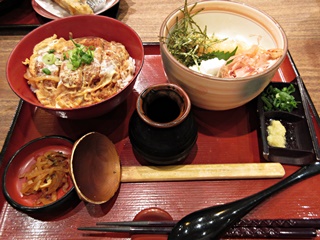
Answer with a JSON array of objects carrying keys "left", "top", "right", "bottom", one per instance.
[{"left": 267, "top": 120, "right": 286, "bottom": 148}]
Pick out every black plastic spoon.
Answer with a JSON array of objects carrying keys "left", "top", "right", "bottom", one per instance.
[{"left": 168, "top": 161, "right": 320, "bottom": 240}]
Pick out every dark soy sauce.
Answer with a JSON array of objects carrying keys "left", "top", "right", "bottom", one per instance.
[{"left": 146, "top": 96, "right": 181, "bottom": 123}]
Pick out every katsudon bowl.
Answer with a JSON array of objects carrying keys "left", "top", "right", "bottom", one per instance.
[
  {"left": 159, "top": 1, "right": 288, "bottom": 111},
  {"left": 6, "top": 15, "right": 144, "bottom": 119}
]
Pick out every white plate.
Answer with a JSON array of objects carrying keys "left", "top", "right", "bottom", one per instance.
[{"left": 32, "top": 0, "right": 119, "bottom": 19}]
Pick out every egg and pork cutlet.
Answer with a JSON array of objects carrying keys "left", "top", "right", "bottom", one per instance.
[{"left": 23, "top": 34, "right": 135, "bottom": 108}]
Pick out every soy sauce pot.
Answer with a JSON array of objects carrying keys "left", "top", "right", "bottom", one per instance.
[{"left": 129, "top": 83, "right": 198, "bottom": 165}]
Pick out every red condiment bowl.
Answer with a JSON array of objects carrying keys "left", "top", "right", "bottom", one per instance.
[
  {"left": 2, "top": 136, "right": 79, "bottom": 217},
  {"left": 6, "top": 15, "right": 144, "bottom": 119}
]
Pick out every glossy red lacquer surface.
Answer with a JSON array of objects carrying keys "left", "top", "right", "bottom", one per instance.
[
  {"left": 0, "top": 44, "right": 319, "bottom": 240},
  {"left": 3, "top": 136, "right": 73, "bottom": 208},
  {"left": 131, "top": 207, "right": 172, "bottom": 240}
]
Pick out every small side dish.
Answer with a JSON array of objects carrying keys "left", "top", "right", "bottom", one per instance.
[
  {"left": 2, "top": 136, "right": 78, "bottom": 215},
  {"left": 258, "top": 81, "right": 317, "bottom": 165}
]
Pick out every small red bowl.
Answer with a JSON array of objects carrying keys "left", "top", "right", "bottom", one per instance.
[
  {"left": 2, "top": 136, "right": 79, "bottom": 217},
  {"left": 131, "top": 207, "right": 173, "bottom": 240},
  {"left": 6, "top": 15, "right": 144, "bottom": 119}
]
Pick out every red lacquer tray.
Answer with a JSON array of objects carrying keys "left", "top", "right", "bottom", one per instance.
[{"left": 0, "top": 43, "right": 320, "bottom": 240}]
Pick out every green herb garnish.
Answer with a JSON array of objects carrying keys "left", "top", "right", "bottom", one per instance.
[
  {"left": 200, "top": 47, "right": 238, "bottom": 63},
  {"left": 55, "top": 58, "right": 62, "bottom": 66},
  {"left": 42, "top": 68, "right": 51, "bottom": 75},
  {"left": 42, "top": 53, "right": 56, "bottom": 65},
  {"left": 160, "top": 0, "right": 236, "bottom": 67},
  {"left": 67, "top": 38, "right": 95, "bottom": 70},
  {"left": 261, "top": 84, "right": 300, "bottom": 112}
]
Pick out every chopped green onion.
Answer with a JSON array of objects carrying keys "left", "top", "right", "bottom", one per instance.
[
  {"left": 261, "top": 84, "right": 300, "bottom": 112},
  {"left": 70, "top": 38, "right": 81, "bottom": 48},
  {"left": 42, "top": 53, "right": 56, "bottom": 65},
  {"left": 48, "top": 49, "right": 55, "bottom": 53},
  {"left": 66, "top": 38, "right": 95, "bottom": 70},
  {"left": 42, "top": 68, "right": 51, "bottom": 75},
  {"left": 70, "top": 56, "right": 81, "bottom": 69},
  {"left": 55, "top": 58, "right": 62, "bottom": 66},
  {"left": 66, "top": 62, "right": 73, "bottom": 70},
  {"left": 81, "top": 53, "right": 94, "bottom": 64}
]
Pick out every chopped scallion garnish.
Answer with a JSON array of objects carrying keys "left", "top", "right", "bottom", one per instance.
[
  {"left": 261, "top": 84, "right": 300, "bottom": 112},
  {"left": 66, "top": 38, "right": 95, "bottom": 70},
  {"left": 42, "top": 68, "right": 51, "bottom": 75},
  {"left": 42, "top": 53, "right": 56, "bottom": 65}
]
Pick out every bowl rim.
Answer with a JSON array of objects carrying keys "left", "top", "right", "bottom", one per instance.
[
  {"left": 6, "top": 14, "right": 145, "bottom": 112},
  {"left": 159, "top": 0, "right": 288, "bottom": 83},
  {"left": 136, "top": 83, "right": 192, "bottom": 128},
  {"left": 2, "top": 135, "right": 76, "bottom": 212}
]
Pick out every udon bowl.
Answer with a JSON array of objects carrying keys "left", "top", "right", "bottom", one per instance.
[
  {"left": 159, "top": 1, "right": 288, "bottom": 110},
  {"left": 6, "top": 15, "right": 144, "bottom": 119}
]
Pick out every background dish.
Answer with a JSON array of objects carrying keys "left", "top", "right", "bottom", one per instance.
[{"left": 32, "top": 0, "right": 119, "bottom": 20}]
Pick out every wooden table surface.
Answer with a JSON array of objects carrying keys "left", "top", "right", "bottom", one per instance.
[{"left": 0, "top": 0, "right": 319, "bottom": 151}]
